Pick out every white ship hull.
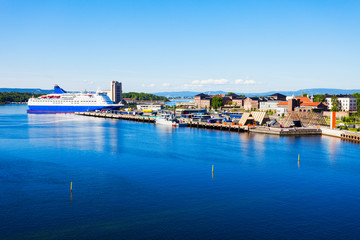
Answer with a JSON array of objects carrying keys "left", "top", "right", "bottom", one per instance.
[{"left": 27, "top": 85, "right": 122, "bottom": 113}]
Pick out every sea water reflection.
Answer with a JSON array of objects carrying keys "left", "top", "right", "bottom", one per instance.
[
  {"left": 1, "top": 105, "right": 360, "bottom": 239},
  {"left": 28, "top": 114, "right": 119, "bottom": 152}
]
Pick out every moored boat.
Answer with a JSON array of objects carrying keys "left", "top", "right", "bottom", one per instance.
[{"left": 155, "top": 111, "right": 187, "bottom": 127}]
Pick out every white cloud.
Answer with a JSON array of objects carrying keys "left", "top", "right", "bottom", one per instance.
[
  {"left": 141, "top": 84, "right": 145, "bottom": 87},
  {"left": 235, "top": 79, "right": 243, "bottom": 84},
  {"left": 162, "top": 83, "right": 170, "bottom": 87},
  {"left": 192, "top": 78, "right": 229, "bottom": 85},
  {"left": 183, "top": 77, "right": 256, "bottom": 90},
  {"left": 149, "top": 83, "right": 156, "bottom": 87},
  {"left": 234, "top": 79, "right": 256, "bottom": 85},
  {"left": 184, "top": 83, "right": 203, "bottom": 89},
  {"left": 243, "top": 80, "right": 256, "bottom": 85}
]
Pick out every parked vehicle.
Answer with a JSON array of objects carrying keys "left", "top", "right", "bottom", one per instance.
[{"left": 208, "top": 119, "right": 223, "bottom": 123}]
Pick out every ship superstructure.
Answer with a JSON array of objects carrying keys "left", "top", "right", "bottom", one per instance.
[{"left": 27, "top": 85, "right": 121, "bottom": 113}]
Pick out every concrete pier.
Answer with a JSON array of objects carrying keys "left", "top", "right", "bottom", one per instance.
[
  {"left": 340, "top": 132, "right": 360, "bottom": 142},
  {"left": 186, "top": 121, "right": 248, "bottom": 132},
  {"left": 76, "top": 111, "right": 156, "bottom": 123},
  {"left": 76, "top": 112, "right": 326, "bottom": 136},
  {"left": 250, "top": 126, "right": 322, "bottom": 136}
]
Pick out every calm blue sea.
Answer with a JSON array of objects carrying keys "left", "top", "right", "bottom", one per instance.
[
  {"left": 1, "top": 104, "right": 360, "bottom": 239},
  {"left": 166, "top": 99, "right": 194, "bottom": 106}
]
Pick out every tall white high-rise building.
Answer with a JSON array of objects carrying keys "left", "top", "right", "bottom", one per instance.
[{"left": 110, "top": 81, "right": 122, "bottom": 104}]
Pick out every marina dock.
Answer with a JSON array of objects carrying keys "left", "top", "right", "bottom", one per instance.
[
  {"left": 186, "top": 121, "right": 248, "bottom": 132},
  {"left": 75, "top": 111, "right": 328, "bottom": 136},
  {"left": 77, "top": 111, "right": 156, "bottom": 123},
  {"left": 250, "top": 126, "right": 322, "bottom": 136},
  {"left": 341, "top": 132, "right": 360, "bottom": 142}
]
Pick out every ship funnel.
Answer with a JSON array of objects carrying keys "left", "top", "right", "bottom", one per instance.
[{"left": 54, "top": 85, "right": 67, "bottom": 94}]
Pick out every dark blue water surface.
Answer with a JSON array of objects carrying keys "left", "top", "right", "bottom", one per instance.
[{"left": 1, "top": 105, "right": 360, "bottom": 240}]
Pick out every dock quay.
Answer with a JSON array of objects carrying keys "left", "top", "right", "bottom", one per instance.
[
  {"left": 250, "top": 126, "right": 322, "bottom": 136},
  {"left": 75, "top": 111, "right": 329, "bottom": 137},
  {"left": 341, "top": 132, "right": 360, "bottom": 143},
  {"left": 76, "top": 111, "right": 156, "bottom": 123},
  {"left": 186, "top": 121, "right": 248, "bottom": 132}
]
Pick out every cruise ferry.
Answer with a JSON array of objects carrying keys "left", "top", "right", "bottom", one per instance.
[{"left": 27, "top": 85, "right": 121, "bottom": 113}]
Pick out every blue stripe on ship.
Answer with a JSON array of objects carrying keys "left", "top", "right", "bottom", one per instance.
[{"left": 27, "top": 105, "right": 118, "bottom": 113}]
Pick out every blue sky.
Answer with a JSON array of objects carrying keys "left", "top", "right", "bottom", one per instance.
[{"left": 0, "top": 0, "right": 359, "bottom": 93}]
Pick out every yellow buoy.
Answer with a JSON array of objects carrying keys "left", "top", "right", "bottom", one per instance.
[{"left": 70, "top": 181, "right": 72, "bottom": 192}]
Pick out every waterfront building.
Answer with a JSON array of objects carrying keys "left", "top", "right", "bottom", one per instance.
[
  {"left": 286, "top": 96, "right": 313, "bottom": 112},
  {"left": 288, "top": 98, "right": 301, "bottom": 112},
  {"left": 209, "top": 94, "right": 226, "bottom": 98},
  {"left": 111, "top": 81, "right": 122, "bottom": 104},
  {"left": 278, "top": 96, "right": 328, "bottom": 114},
  {"left": 296, "top": 96, "right": 312, "bottom": 103},
  {"left": 104, "top": 81, "right": 122, "bottom": 104},
  {"left": 194, "top": 93, "right": 212, "bottom": 109},
  {"left": 295, "top": 102, "right": 328, "bottom": 113},
  {"left": 194, "top": 93, "right": 246, "bottom": 109},
  {"left": 259, "top": 100, "right": 281, "bottom": 111},
  {"left": 325, "top": 95, "right": 357, "bottom": 112},
  {"left": 243, "top": 97, "right": 260, "bottom": 110},
  {"left": 231, "top": 98, "right": 245, "bottom": 107},
  {"left": 268, "top": 93, "right": 287, "bottom": 101},
  {"left": 226, "top": 93, "right": 246, "bottom": 107},
  {"left": 276, "top": 101, "right": 289, "bottom": 115}
]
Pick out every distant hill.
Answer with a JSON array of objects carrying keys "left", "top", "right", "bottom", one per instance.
[
  {"left": 247, "top": 88, "right": 360, "bottom": 97},
  {"left": 0, "top": 88, "right": 52, "bottom": 94},
  {"left": 154, "top": 88, "right": 360, "bottom": 98}
]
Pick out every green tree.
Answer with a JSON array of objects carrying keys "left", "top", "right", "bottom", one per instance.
[
  {"left": 122, "top": 92, "right": 169, "bottom": 101},
  {"left": 314, "top": 94, "right": 325, "bottom": 103},
  {"left": 331, "top": 95, "right": 339, "bottom": 112},
  {"left": 0, "top": 92, "right": 43, "bottom": 104},
  {"left": 211, "top": 97, "right": 223, "bottom": 110},
  {"left": 352, "top": 93, "right": 360, "bottom": 115},
  {"left": 226, "top": 92, "right": 235, "bottom": 96}
]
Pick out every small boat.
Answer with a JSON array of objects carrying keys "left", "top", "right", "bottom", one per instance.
[{"left": 155, "top": 112, "right": 187, "bottom": 127}]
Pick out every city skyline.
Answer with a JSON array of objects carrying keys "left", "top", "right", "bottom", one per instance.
[{"left": 0, "top": 0, "right": 359, "bottom": 92}]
